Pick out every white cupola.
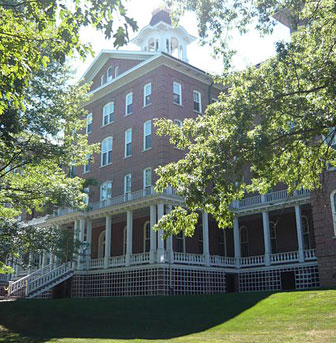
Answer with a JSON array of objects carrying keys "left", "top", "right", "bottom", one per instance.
[{"left": 131, "top": 9, "right": 196, "bottom": 62}]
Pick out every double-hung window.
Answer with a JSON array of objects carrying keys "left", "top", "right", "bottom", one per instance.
[
  {"left": 101, "top": 137, "right": 113, "bottom": 166},
  {"left": 144, "top": 120, "right": 151, "bottom": 150},
  {"left": 125, "top": 92, "right": 133, "bottom": 115},
  {"left": 102, "top": 102, "right": 114, "bottom": 126},
  {"left": 125, "top": 128, "right": 132, "bottom": 157},
  {"left": 100, "top": 181, "right": 112, "bottom": 201},
  {"left": 173, "top": 82, "right": 182, "bottom": 105},
  {"left": 193, "top": 90, "right": 202, "bottom": 113},
  {"left": 144, "top": 83, "right": 152, "bottom": 106},
  {"left": 143, "top": 168, "right": 151, "bottom": 194},
  {"left": 84, "top": 154, "right": 91, "bottom": 173},
  {"left": 86, "top": 113, "right": 92, "bottom": 134},
  {"left": 124, "top": 174, "right": 131, "bottom": 195}
]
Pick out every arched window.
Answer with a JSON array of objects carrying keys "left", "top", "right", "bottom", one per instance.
[
  {"left": 102, "top": 102, "right": 114, "bottom": 126},
  {"left": 148, "top": 38, "right": 155, "bottom": 51},
  {"left": 144, "top": 83, "right": 152, "bottom": 106},
  {"left": 107, "top": 67, "right": 113, "bottom": 82},
  {"left": 270, "top": 221, "right": 277, "bottom": 254},
  {"left": 98, "top": 230, "right": 105, "bottom": 258},
  {"left": 101, "top": 137, "right": 113, "bottom": 166},
  {"left": 302, "top": 216, "right": 310, "bottom": 250},
  {"left": 115, "top": 66, "right": 119, "bottom": 78},
  {"left": 143, "top": 221, "right": 150, "bottom": 253},
  {"left": 101, "top": 74, "right": 105, "bottom": 86},
  {"left": 330, "top": 190, "right": 336, "bottom": 237},
  {"left": 240, "top": 226, "right": 248, "bottom": 257},
  {"left": 125, "top": 92, "right": 133, "bottom": 115},
  {"left": 171, "top": 37, "right": 179, "bottom": 57},
  {"left": 123, "top": 226, "right": 127, "bottom": 255}
]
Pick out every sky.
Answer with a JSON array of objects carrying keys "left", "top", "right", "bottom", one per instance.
[{"left": 75, "top": 0, "right": 291, "bottom": 79}]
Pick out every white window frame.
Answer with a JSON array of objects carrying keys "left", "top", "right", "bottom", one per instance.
[
  {"left": 124, "top": 128, "right": 132, "bottom": 158},
  {"left": 331, "top": 190, "right": 336, "bottom": 237},
  {"left": 143, "top": 168, "right": 152, "bottom": 189},
  {"left": 107, "top": 66, "right": 113, "bottom": 82},
  {"left": 143, "top": 221, "right": 150, "bottom": 253},
  {"left": 83, "top": 187, "right": 89, "bottom": 205},
  {"left": 102, "top": 102, "right": 114, "bottom": 126},
  {"left": 86, "top": 113, "right": 92, "bottom": 134},
  {"left": 83, "top": 153, "right": 91, "bottom": 173},
  {"left": 101, "top": 74, "right": 105, "bottom": 86},
  {"left": 193, "top": 90, "right": 202, "bottom": 113},
  {"left": 173, "top": 82, "right": 182, "bottom": 105},
  {"left": 115, "top": 66, "right": 119, "bottom": 78},
  {"left": 124, "top": 174, "right": 131, "bottom": 195},
  {"left": 101, "top": 136, "right": 113, "bottom": 167},
  {"left": 144, "top": 83, "right": 152, "bottom": 106},
  {"left": 100, "top": 181, "right": 112, "bottom": 201},
  {"left": 125, "top": 92, "right": 133, "bottom": 116},
  {"left": 143, "top": 120, "right": 151, "bottom": 150}
]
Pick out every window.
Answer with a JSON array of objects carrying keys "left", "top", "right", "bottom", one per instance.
[
  {"left": 173, "top": 82, "right": 182, "bottom": 105},
  {"left": 83, "top": 187, "right": 89, "bottom": 205},
  {"left": 100, "top": 181, "right": 112, "bottom": 201},
  {"left": 102, "top": 102, "right": 114, "bottom": 126},
  {"left": 83, "top": 154, "right": 91, "bottom": 173},
  {"left": 331, "top": 190, "right": 336, "bottom": 237},
  {"left": 302, "top": 216, "right": 310, "bottom": 250},
  {"left": 125, "top": 92, "right": 133, "bottom": 115},
  {"left": 144, "top": 120, "right": 151, "bottom": 150},
  {"left": 270, "top": 221, "right": 277, "bottom": 254},
  {"left": 193, "top": 90, "right": 202, "bottom": 113},
  {"left": 101, "top": 74, "right": 105, "bottom": 86},
  {"left": 176, "top": 231, "right": 185, "bottom": 253},
  {"left": 107, "top": 67, "right": 113, "bottom": 82},
  {"left": 144, "top": 221, "right": 150, "bottom": 253},
  {"left": 101, "top": 137, "right": 113, "bottom": 166},
  {"left": 124, "top": 129, "right": 132, "bottom": 157},
  {"left": 174, "top": 119, "right": 182, "bottom": 128},
  {"left": 144, "top": 83, "right": 152, "bottom": 106},
  {"left": 86, "top": 113, "right": 92, "bottom": 134},
  {"left": 124, "top": 174, "right": 131, "bottom": 195},
  {"left": 143, "top": 168, "right": 151, "bottom": 193},
  {"left": 115, "top": 66, "right": 119, "bottom": 78},
  {"left": 240, "top": 226, "right": 248, "bottom": 257}
]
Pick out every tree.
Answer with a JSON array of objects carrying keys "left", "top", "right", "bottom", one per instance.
[
  {"left": 154, "top": 0, "right": 336, "bottom": 236},
  {"left": 0, "top": 1, "right": 137, "bottom": 273}
]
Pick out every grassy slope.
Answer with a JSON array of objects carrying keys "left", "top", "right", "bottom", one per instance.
[{"left": 0, "top": 290, "right": 335, "bottom": 343}]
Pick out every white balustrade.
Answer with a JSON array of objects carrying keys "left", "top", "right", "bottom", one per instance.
[
  {"left": 239, "top": 195, "right": 262, "bottom": 208},
  {"left": 89, "top": 258, "right": 105, "bottom": 269},
  {"left": 129, "top": 253, "right": 150, "bottom": 265},
  {"left": 210, "top": 255, "right": 236, "bottom": 267},
  {"left": 240, "top": 255, "right": 265, "bottom": 266},
  {"left": 270, "top": 251, "right": 299, "bottom": 264},
  {"left": 27, "top": 262, "right": 72, "bottom": 295},
  {"left": 173, "top": 252, "right": 205, "bottom": 265},
  {"left": 109, "top": 255, "right": 126, "bottom": 267},
  {"left": 304, "top": 249, "right": 317, "bottom": 260}
]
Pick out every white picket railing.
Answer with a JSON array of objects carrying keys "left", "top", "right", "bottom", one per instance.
[
  {"left": 129, "top": 253, "right": 150, "bottom": 265},
  {"left": 210, "top": 255, "right": 236, "bottom": 267},
  {"left": 8, "top": 264, "right": 53, "bottom": 295},
  {"left": 173, "top": 252, "right": 205, "bottom": 265},
  {"left": 240, "top": 255, "right": 265, "bottom": 266},
  {"left": 27, "top": 262, "right": 72, "bottom": 296},
  {"left": 109, "top": 255, "right": 126, "bottom": 267},
  {"left": 89, "top": 258, "right": 104, "bottom": 269},
  {"left": 270, "top": 251, "right": 299, "bottom": 264},
  {"left": 304, "top": 249, "right": 317, "bottom": 260}
]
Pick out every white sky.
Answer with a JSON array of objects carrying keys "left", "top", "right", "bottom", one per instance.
[{"left": 74, "top": 0, "right": 291, "bottom": 79}]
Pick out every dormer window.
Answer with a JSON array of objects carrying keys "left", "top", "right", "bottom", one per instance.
[{"left": 107, "top": 67, "right": 113, "bottom": 82}]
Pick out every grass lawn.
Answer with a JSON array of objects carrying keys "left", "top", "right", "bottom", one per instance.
[{"left": 0, "top": 290, "right": 335, "bottom": 343}]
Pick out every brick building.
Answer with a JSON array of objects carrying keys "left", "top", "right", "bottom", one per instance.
[{"left": 6, "top": 9, "right": 335, "bottom": 298}]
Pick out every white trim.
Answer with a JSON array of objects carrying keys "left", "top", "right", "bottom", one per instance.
[
  {"left": 124, "top": 174, "right": 131, "bottom": 195},
  {"left": 173, "top": 82, "right": 182, "bottom": 105},
  {"left": 143, "top": 120, "right": 152, "bottom": 150},
  {"left": 331, "top": 190, "right": 336, "bottom": 237},
  {"left": 100, "top": 181, "right": 112, "bottom": 201},
  {"left": 143, "top": 167, "right": 152, "bottom": 189},
  {"left": 143, "top": 82, "right": 152, "bottom": 107},
  {"left": 101, "top": 136, "right": 113, "bottom": 166},
  {"left": 102, "top": 102, "right": 114, "bottom": 126},
  {"left": 124, "top": 128, "right": 132, "bottom": 158},
  {"left": 107, "top": 66, "right": 113, "bottom": 82},
  {"left": 86, "top": 113, "right": 92, "bottom": 134},
  {"left": 125, "top": 92, "right": 133, "bottom": 116},
  {"left": 193, "top": 90, "right": 202, "bottom": 113}
]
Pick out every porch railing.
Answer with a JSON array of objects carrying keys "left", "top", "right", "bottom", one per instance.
[
  {"left": 240, "top": 255, "right": 265, "bottom": 266},
  {"left": 129, "top": 252, "right": 150, "bottom": 265},
  {"left": 173, "top": 252, "right": 205, "bottom": 265},
  {"left": 270, "top": 251, "right": 299, "bottom": 264}
]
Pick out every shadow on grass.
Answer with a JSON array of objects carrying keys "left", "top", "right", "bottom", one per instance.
[{"left": 0, "top": 292, "right": 272, "bottom": 342}]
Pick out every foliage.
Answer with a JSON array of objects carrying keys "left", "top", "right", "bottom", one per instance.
[{"left": 155, "top": 0, "right": 336, "bottom": 234}]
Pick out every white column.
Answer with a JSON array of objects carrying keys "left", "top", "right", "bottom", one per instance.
[
  {"left": 77, "top": 218, "right": 85, "bottom": 270},
  {"left": 28, "top": 252, "right": 33, "bottom": 274},
  {"left": 126, "top": 211, "right": 133, "bottom": 266},
  {"left": 262, "top": 211, "right": 271, "bottom": 266},
  {"left": 73, "top": 220, "right": 79, "bottom": 269},
  {"left": 202, "top": 211, "right": 210, "bottom": 266},
  {"left": 157, "top": 203, "right": 165, "bottom": 263},
  {"left": 41, "top": 251, "right": 47, "bottom": 268},
  {"left": 149, "top": 205, "right": 157, "bottom": 264},
  {"left": 86, "top": 219, "right": 92, "bottom": 270},
  {"left": 295, "top": 205, "right": 305, "bottom": 262},
  {"left": 233, "top": 217, "right": 241, "bottom": 268},
  {"left": 166, "top": 205, "right": 174, "bottom": 264},
  {"left": 104, "top": 216, "right": 112, "bottom": 268}
]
